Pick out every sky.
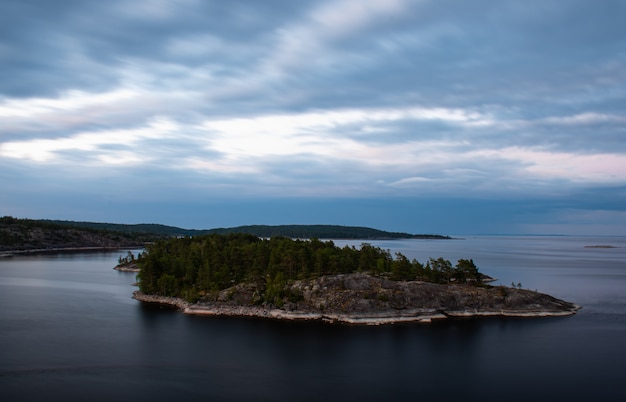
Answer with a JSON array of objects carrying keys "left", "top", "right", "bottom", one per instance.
[{"left": 1, "top": 0, "right": 625, "bottom": 235}]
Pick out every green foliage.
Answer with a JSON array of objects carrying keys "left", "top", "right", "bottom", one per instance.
[
  {"left": 118, "top": 251, "right": 140, "bottom": 265},
  {"left": 454, "top": 258, "right": 481, "bottom": 283},
  {"left": 265, "top": 272, "right": 287, "bottom": 307},
  {"left": 391, "top": 253, "right": 415, "bottom": 281},
  {"left": 157, "top": 273, "right": 177, "bottom": 296},
  {"left": 135, "top": 234, "right": 484, "bottom": 306}
]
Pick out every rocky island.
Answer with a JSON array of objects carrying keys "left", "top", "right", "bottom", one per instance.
[
  {"left": 129, "top": 233, "right": 579, "bottom": 325},
  {"left": 133, "top": 273, "right": 579, "bottom": 324}
]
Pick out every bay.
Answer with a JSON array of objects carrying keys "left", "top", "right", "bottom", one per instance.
[{"left": 1, "top": 237, "right": 625, "bottom": 401}]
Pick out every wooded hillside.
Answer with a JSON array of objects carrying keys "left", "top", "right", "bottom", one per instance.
[
  {"left": 203, "top": 225, "right": 450, "bottom": 239},
  {"left": 43, "top": 221, "right": 450, "bottom": 239},
  {"left": 0, "top": 217, "right": 158, "bottom": 252},
  {"left": 136, "top": 233, "right": 480, "bottom": 305},
  {"left": 1, "top": 216, "right": 450, "bottom": 254}
]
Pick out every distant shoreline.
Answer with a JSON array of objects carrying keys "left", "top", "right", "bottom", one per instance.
[{"left": 0, "top": 246, "right": 142, "bottom": 258}]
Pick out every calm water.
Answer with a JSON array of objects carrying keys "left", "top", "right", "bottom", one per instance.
[{"left": 1, "top": 236, "right": 625, "bottom": 402}]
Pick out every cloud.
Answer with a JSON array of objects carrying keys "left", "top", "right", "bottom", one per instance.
[
  {"left": 1, "top": 0, "right": 625, "bottom": 233},
  {"left": 2, "top": 96, "right": 624, "bottom": 200},
  {"left": 470, "top": 147, "right": 626, "bottom": 184},
  {"left": 265, "top": 0, "right": 410, "bottom": 70},
  {"left": 0, "top": 116, "right": 179, "bottom": 164}
]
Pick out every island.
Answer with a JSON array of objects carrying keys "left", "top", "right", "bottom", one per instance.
[{"left": 128, "top": 233, "right": 579, "bottom": 324}]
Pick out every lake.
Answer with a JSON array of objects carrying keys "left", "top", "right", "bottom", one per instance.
[{"left": 1, "top": 236, "right": 625, "bottom": 401}]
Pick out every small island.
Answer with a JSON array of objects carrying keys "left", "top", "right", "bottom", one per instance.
[{"left": 128, "top": 233, "right": 579, "bottom": 324}]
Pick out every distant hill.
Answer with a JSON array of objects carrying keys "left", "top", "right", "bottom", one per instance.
[
  {"left": 1, "top": 217, "right": 450, "bottom": 253},
  {"left": 43, "top": 220, "right": 450, "bottom": 239},
  {"left": 203, "top": 225, "right": 450, "bottom": 240},
  {"left": 43, "top": 219, "right": 200, "bottom": 237},
  {"left": 0, "top": 217, "right": 162, "bottom": 253}
]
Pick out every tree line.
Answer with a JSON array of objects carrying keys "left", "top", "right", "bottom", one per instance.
[
  {"left": 31, "top": 220, "right": 451, "bottom": 239},
  {"left": 203, "top": 225, "right": 450, "bottom": 239},
  {"left": 136, "top": 233, "right": 482, "bottom": 303}
]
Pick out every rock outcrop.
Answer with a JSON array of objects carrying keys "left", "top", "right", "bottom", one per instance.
[
  {"left": 133, "top": 273, "right": 580, "bottom": 325},
  {"left": 114, "top": 261, "right": 140, "bottom": 272}
]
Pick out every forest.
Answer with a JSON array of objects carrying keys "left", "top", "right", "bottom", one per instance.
[
  {"left": 202, "top": 225, "right": 451, "bottom": 239},
  {"left": 44, "top": 221, "right": 449, "bottom": 239},
  {"left": 136, "top": 233, "right": 482, "bottom": 304},
  {"left": 0, "top": 216, "right": 154, "bottom": 252}
]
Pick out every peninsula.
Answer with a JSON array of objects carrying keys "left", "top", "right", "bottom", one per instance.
[
  {"left": 1, "top": 216, "right": 449, "bottom": 255},
  {"left": 129, "top": 233, "right": 579, "bottom": 324},
  {"left": 0, "top": 216, "right": 153, "bottom": 255}
]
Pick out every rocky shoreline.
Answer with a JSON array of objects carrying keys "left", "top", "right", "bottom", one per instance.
[
  {"left": 114, "top": 261, "right": 141, "bottom": 272},
  {"left": 133, "top": 291, "right": 448, "bottom": 324},
  {"left": 132, "top": 273, "right": 580, "bottom": 325}
]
